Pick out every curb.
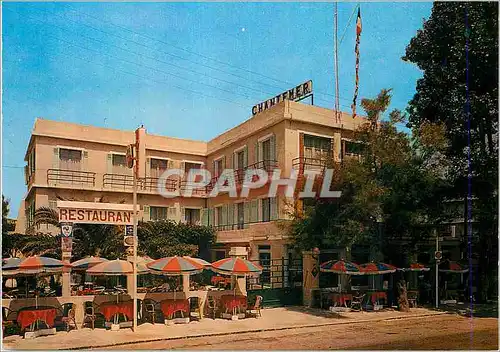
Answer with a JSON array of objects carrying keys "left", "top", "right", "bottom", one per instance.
[{"left": 64, "top": 311, "right": 448, "bottom": 350}]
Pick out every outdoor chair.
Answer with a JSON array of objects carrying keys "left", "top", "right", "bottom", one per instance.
[
  {"left": 206, "top": 296, "right": 218, "bottom": 320},
  {"left": 350, "top": 293, "right": 365, "bottom": 311},
  {"left": 56, "top": 303, "right": 78, "bottom": 332},
  {"left": 2, "top": 307, "right": 16, "bottom": 336},
  {"left": 246, "top": 295, "right": 263, "bottom": 318},
  {"left": 188, "top": 297, "right": 202, "bottom": 321},
  {"left": 143, "top": 299, "right": 160, "bottom": 324},
  {"left": 82, "top": 301, "right": 101, "bottom": 329},
  {"left": 407, "top": 292, "right": 418, "bottom": 308}
]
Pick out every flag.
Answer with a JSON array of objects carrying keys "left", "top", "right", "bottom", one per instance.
[{"left": 352, "top": 7, "right": 362, "bottom": 119}]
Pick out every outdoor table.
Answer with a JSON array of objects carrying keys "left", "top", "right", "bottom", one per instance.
[
  {"left": 220, "top": 295, "right": 247, "bottom": 315},
  {"left": 160, "top": 299, "right": 190, "bottom": 319},
  {"left": 99, "top": 300, "right": 134, "bottom": 323},
  {"left": 16, "top": 306, "right": 58, "bottom": 331},
  {"left": 366, "top": 291, "right": 388, "bottom": 306},
  {"left": 329, "top": 293, "right": 353, "bottom": 307}
]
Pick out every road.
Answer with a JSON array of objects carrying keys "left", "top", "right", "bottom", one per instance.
[{"left": 103, "top": 314, "right": 498, "bottom": 350}]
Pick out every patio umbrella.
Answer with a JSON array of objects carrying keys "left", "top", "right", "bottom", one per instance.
[
  {"left": 320, "top": 259, "right": 364, "bottom": 293},
  {"left": 147, "top": 256, "right": 208, "bottom": 299},
  {"left": 360, "top": 262, "right": 397, "bottom": 275},
  {"left": 438, "top": 260, "right": 469, "bottom": 273},
  {"left": 2, "top": 256, "right": 69, "bottom": 308},
  {"left": 320, "top": 259, "right": 364, "bottom": 275},
  {"left": 185, "top": 257, "right": 211, "bottom": 267},
  {"left": 210, "top": 257, "right": 263, "bottom": 296},
  {"left": 71, "top": 256, "right": 109, "bottom": 270}
]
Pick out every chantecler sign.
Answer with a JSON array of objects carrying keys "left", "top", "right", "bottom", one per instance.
[
  {"left": 252, "top": 80, "right": 313, "bottom": 115},
  {"left": 57, "top": 201, "right": 135, "bottom": 225}
]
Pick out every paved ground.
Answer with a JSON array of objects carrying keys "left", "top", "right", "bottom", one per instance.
[{"left": 2, "top": 307, "right": 497, "bottom": 350}]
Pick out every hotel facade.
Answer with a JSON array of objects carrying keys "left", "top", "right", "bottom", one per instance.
[{"left": 15, "top": 99, "right": 366, "bottom": 263}]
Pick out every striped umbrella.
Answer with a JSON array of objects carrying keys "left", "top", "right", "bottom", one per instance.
[
  {"left": 71, "top": 256, "right": 109, "bottom": 270},
  {"left": 2, "top": 256, "right": 68, "bottom": 275},
  {"left": 87, "top": 259, "right": 151, "bottom": 275},
  {"left": 210, "top": 257, "right": 263, "bottom": 276},
  {"left": 439, "top": 260, "right": 469, "bottom": 273},
  {"left": 360, "top": 262, "right": 397, "bottom": 275},
  {"left": 186, "top": 257, "right": 211, "bottom": 268},
  {"left": 146, "top": 256, "right": 205, "bottom": 275},
  {"left": 320, "top": 260, "right": 364, "bottom": 275},
  {"left": 398, "top": 263, "right": 430, "bottom": 272}
]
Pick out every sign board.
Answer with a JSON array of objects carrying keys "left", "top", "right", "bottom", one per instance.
[
  {"left": 434, "top": 251, "right": 442, "bottom": 260},
  {"left": 125, "top": 225, "right": 134, "bottom": 236},
  {"left": 61, "top": 237, "right": 73, "bottom": 253},
  {"left": 57, "top": 201, "right": 135, "bottom": 225},
  {"left": 252, "top": 80, "right": 313, "bottom": 115},
  {"left": 60, "top": 222, "right": 73, "bottom": 237},
  {"left": 124, "top": 236, "right": 136, "bottom": 247}
]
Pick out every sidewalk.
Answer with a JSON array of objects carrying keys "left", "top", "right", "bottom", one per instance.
[{"left": 3, "top": 307, "right": 447, "bottom": 350}]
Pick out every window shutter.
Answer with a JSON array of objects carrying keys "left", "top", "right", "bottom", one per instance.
[
  {"left": 106, "top": 153, "right": 113, "bottom": 174},
  {"left": 52, "top": 147, "right": 60, "bottom": 169},
  {"left": 83, "top": 150, "right": 89, "bottom": 169},
  {"left": 270, "top": 197, "right": 278, "bottom": 220},
  {"left": 143, "top": 205, "right": 150, "bottom": 222},
  {"left": 270, "top": 134, "right": 276, "bottom": 161},
  {"left": 180, "top": 207, "right": 186, "bottom": 223},
  {"left": 231, "top": 153, "right": 235, "bottom": 170},
  {"left": 222, "top": 204, "right": 228, "bottom": 229},
  {"left": 24, "top": 165, "right": 29, "bottom": 185},
  {"left": 210, "top": 208, "right": 215, "bottom": 227},
  {"left": 222, "top": 156, "right": 226, "bottom": 168},
  {"left": 254, "top": 142, "right": 259, "bottom": 164},
  {"left": 244, "top": 146, "right": 248, "bottom": 168},
  {"left": 251, "top": 199, "right": 258, "bottom": 223},
  {"left": 146, "top": 157, "right": 151, "bottom": 177},
  {"left": 213, "top": 160, "right": 217, "bottom": 177},
  {"left": 227, "top": 203, "right": 234, "bottom": 228},
  {"left": 201, "top": 208, "right": 208, "bottom": 226},
  {"left": 244, "top": 202, "right": 250, "bottom": 224}
]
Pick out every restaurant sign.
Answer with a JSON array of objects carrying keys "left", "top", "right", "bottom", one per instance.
[
  {"left": 57, "top": 201, "right": 134, "bottom": 225},
  {"left": 252, "top": 80, "right": 313, "bottom": 115}
]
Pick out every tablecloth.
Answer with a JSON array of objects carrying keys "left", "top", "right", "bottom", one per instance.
[
  {"left": 160, "top": 299, "right": 190, "bottom": 318},
  {"left": 17, "top": 307, "right": 57, "bottom": 330},
  {"left": 329, "top": 293, "right": 353, "bottom": 306},
  {"left": 367, "top": 291, "right": 387, "bottom": 305},
  {"left": 211, "top": 276, "right": 231, "bottom": 286},
  {"left": 99, "top": 301, "right": 134, "bottom": 321},
  {"left": 220, "top": 295, "right": 247, "bottom": 313}
]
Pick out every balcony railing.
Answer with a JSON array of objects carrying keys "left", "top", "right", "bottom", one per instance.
[
  {"left": 292, "top": 157, "right": 328, "bottom": 172},
  {"left": 213, "top": 218, "right": 278, "bottom": 231},
  {"left": 104, "top": 174, "right": 178, "bottom": 193},
  {"left": 47, "top": 169, "right": 96, "bottom": 187},
  {"left": 103, "top": 173, "right": 134, "bottom": 190},
  {"left": 144, "top": 177, "right": 177, "bottom": 193}
]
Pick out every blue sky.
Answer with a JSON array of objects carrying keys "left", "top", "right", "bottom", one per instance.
[{"left": 2, "top": 2, "right": 432, "bottom": 218}]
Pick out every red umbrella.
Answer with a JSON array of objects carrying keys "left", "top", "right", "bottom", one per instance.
[
  {"left": 439, "top": 260, "right": 469, "bottom": 273},
  {"left": 360, "top": 262, "right": 397, "bottom": 275},
  {"left": 210, "top": 257, "right": 263, "bottom": 276},
  {"left": 146, "top": 256, "right": 205, "bottom": 276},
  {"left": 398, "top": 263, "right": 430, "bottom": 272},
  {"left": 320, "top": 260, "right": 364, "bottom": 275}
]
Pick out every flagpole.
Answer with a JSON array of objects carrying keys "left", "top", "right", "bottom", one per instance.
[{"left": 334, "top": 1, "right": 340, "bottom": 123}]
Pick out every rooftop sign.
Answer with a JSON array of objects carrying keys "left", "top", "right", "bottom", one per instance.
[{"left": 252, "top": 80, "right": 313, "bottom": 116}]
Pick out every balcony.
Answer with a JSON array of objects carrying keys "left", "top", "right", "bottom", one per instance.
[
  {"left": 47, "top": 169, "right": 96, "bottom": 187},
  {"left": 103, "top": 174, "right": 178, "bottom": 193},
  {"left": 215, "top": 221, "right": 281, "bottom": 244},
  {"left": 292, "top": 157, "right": 328, "bottom": 173}
]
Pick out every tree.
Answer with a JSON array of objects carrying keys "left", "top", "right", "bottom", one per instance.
[
  {"left": 137, "top": 220, "right": 216, "bottom": 260},
  {"left": 2, "top": 195, "right": 27, "bottom": 258},
  {"left": 288, "top": 89, "right": 449, "bottom": 264},
  {"left": 404, "top": 2, "right": 498, "bottom": 301}
]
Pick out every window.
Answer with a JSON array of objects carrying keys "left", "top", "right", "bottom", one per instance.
[
  {"left": 261, "top": 198, "right": 271, "bottom": 222},
  {"left": 303, "top": 135, "right": 331, "bottom": 161},
  {"left": 185, "top": 208, "right": 200, "bottom": 225},
  {"left": 214, "top": 158, "right": 224, "bottom": 178},
  {"left": 344, "top": 141, "right": 364, "bottom": 155},
  {"left": 151, "top": 158, "right": 168, "bottom": 178},
  {"left": 150, "top": 206, "right": 168, "bottom": 221},
  {"left": 59, "top": 148, "right": 82, "bottom": 170},
  {"left": 236, "top": 151, "right": 245, "bottom": 170},
  {"left": 184, "top": 162, "right": 202, "bottom": 174},
  {"left": 112, "top": 154, "right": 127, "bottom": 174},
  {"left": 258, "top": 245, "right": 271, "bottom": 285}
]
